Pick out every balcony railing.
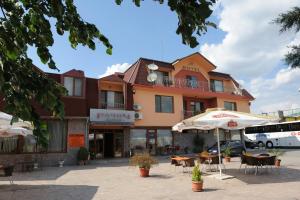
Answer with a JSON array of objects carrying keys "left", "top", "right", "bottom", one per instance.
[
  {"left": 100, "top": 102, "right": 125, "bottom": 110},
  {"left": 154, "top": 76, "right": 240, "bottom": 94},
  {"left": 183, "top": 110, "right": 204, "bottom": 119}
]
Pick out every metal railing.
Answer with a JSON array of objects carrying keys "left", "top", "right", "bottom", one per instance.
[
  {"left": 100, "top": 102, "right": 125, "bottom": 110},
  {"left": 154, "top": 76, "right": 241, "bottom": 94},
  {"left": 183, "top": 110, "right": 204, "bottom": 119}
]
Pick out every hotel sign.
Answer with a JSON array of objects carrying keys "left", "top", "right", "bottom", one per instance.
[{"left": 90, "top": 109, "right": 135, "bottom": 124}]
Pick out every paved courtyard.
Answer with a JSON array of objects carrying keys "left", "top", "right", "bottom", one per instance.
[{"left": 1, "top": 150, "right": 300, "bottom": 200}]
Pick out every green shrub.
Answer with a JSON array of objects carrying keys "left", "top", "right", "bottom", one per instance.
[
  {"left": 192, "top": 164, "right": 202, "bottom": 182},
  {"left": 223, "top": 146, "right": 232, "bottom": 157},
  {"left": 268, "top": 148, "right": 285, "bottom": 159},
  {"left": 129, "top": 153, "right": 158, "bottom": 169},
  {"left": 77, "top": 147, "right": 89, "bottom": 161}
]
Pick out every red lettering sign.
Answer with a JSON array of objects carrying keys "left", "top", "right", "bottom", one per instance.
[
  {"left": 213, "top": 114, "right": 239, "bottom": 118},
  {"left": 227, "top": 120, "right": 238, "bottom": 128}
]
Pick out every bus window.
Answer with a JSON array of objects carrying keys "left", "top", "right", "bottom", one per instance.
[
  {"left": 277, "top": 124, "right": 289, "bottom": 132},
  {"left": 264, "top": 125, "right": 277, "bottom": 133},
  {"left": 257, "top": 126, "right": 264, "bottom": 133},
  {"left": 290, "top": 122, "right": 300, "bottom": 131}
]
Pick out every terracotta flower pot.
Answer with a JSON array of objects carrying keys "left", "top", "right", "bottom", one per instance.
[
  {"left": 139, "top": 168, "right": 150, "bottom": 177},
  {"left": 275, "top": 159, "right": 281, "bottom": 167},
  {"left": 192, "top": 181, "right": 203, "bottom": 192},
  {"left": 225, "top": 157, "right": 231, "bottom": 162}
]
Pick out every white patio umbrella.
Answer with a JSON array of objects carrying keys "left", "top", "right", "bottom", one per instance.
[
  {"left": 0, "top": 127, "right": 33, "bottom": 137},
  {"left": 172, "top": 108, "right": 278, "bottom": 178},
  {"left": 0, "top": 111, "right": 33, "bottom": 130}
]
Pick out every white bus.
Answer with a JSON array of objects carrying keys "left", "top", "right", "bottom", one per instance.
[{"left": 245, "top": 120, "right": 300, "bottom": 148}]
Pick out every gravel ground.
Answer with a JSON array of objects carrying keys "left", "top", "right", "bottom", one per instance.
[{"left": 0, "top": 150, "right": 300, "bottom": 200}]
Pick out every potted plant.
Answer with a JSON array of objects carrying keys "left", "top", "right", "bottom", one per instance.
[
  {"left": 223, "top": 146, "right": 232, "bottom": 162},
  {"left": 268, "top": 148, "right": 285, "bottom": 167},
  {"left": 192, "top": 164, "right": 203, "bottom": 192},
  {"left": 77, "top": 147, "right": 89, "bottom": 165},
  {"left": 129, "top": 153, "right": 158, "bottom": 177}
]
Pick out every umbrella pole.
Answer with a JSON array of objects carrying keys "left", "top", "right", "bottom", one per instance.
[{"left": 216, "top": 128, "right": 222, "bottom": 177}]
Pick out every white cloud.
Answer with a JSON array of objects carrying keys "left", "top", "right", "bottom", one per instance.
[
  {"left": 200, "top": 0, "right": 300, "bottom": 113},
  {"left": 99, "top": 63, "right": 131, "bottom": 78}
]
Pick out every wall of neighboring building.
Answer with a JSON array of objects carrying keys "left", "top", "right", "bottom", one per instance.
[
  {"left": 133, "top": 88, "right": 183, "bottom": 127},
  {"left": 65, "top": 118, "right": 88, "bottom": 165}
]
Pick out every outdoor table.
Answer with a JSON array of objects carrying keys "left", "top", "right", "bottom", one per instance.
[
  {"left": 198, "top": 154, "right": 218, "bottom": 172},
  {"left": 171, "top": 156, "right": 192, "bottom": 168}
]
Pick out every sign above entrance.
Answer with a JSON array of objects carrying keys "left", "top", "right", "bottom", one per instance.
[{"left": 90, "top": 109, "right": 135, "bottom": 125}]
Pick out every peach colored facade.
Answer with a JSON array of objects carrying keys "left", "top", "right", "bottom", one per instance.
[
  {"left": 133, "top": 88, "right": 183, "bottom": 127},
  {"left": 131, "top": 53, "right": 254, "bottom": 128}
]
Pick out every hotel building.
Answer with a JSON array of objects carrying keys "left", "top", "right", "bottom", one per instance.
[{"left": 0, "top": 53, "right": 254, "bottom": 165}]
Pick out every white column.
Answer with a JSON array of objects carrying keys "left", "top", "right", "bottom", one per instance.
[{"left": 216, "top": 128, "right": 222, "bottom": 177}]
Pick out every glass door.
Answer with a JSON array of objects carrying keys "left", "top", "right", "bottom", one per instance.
[
  {"left": 94, "top": 133, "right": 104, "bottom": 159},
  {"left": 146, "top": 129, "right": 157, "bottom": 155},
  {"left": 114, "top": 131, "right": 124, "bottom": 158}
]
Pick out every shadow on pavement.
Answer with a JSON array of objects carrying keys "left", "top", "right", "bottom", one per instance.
[
  {"left": 224, "top": 167, "right": 300, "bottom": 184},
  {"left": 0, "top": 184, "right": 98, "bottom": 200}
]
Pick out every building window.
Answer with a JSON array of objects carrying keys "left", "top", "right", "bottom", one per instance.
[
  {"left": 155, "top": 95, "right": 174, "bottom": 113},
  {"left": 210, "top": 80, "right": 224, "bottom": 92},
  {"left": 186, "top": 75, "right": 198, "bottom": 88},
  {"left": 190, "top": 101, "right": 204, "bottom": 114},
  {"left": 100, "top": 90, "right": 124, "bottom": 109},
  {"left": 64, "top": 76, "right": 83, "bottom": 96},
  {"left": 47, "top": 120, "right": 67, "bottom": 152},
  {"left": 224, "top": 101, "right": 237, "bottom": 111},
  {"left": 130, "top": 129, "right": 147, "bottom": 150},
  {"left": 155, "top": 71, "right": 170, "bottom": 86},
  {"left": 157, "top": 129, "right": 172, "bottom": 147}
]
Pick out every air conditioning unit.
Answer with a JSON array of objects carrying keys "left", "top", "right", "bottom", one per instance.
[
  {"left": 134, "top": 112, "right": 143, "bottom": 120},
  {"left": 133, "top": 104, "right": 142, "bottom": 111}
]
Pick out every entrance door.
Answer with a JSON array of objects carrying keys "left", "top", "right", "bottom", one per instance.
[
  {"left": 92, "top": 133, "right": 104, "bottom": 159},
  {"left": 104, "top": 132, "right": 114, "bottom": 158},
  {"left": 146, "top": 130, "right": 157, "bottom": 155}
]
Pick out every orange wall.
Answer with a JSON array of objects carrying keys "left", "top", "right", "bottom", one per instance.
[
  {"left": 133, "top": 88, "right": 183, "bottom": 127},
  {"left": 216, "top": 98, "right": 250, "bottom": 113},
  {"left": 172, "top": 56, "right": 213, "bottom": 81}
]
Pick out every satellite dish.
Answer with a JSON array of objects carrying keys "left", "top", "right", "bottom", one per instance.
[
  {"left": 147, "top": 63, "right": 159, "bottom": 71},
  {"left": 147, "top": 72, "right": 157, "bottom": 82}
]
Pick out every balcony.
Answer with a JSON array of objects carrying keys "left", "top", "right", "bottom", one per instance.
[
  {"left": 154, "top": 76, "right": 241, "bottom": 94},
  {"left": 100, "top": 102, "right": 125, "bottom": 110},
  {"left": 183, "top": 110, "right": 204, "bottom": 119}
]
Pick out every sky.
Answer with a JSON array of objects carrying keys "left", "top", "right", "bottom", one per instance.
[{"left": 28, "top": 0, "right": 300, "bottom": 114}]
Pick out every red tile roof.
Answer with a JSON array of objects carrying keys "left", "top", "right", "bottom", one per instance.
[{"left": 99, "top": 74, "right": 124, "bottom": 83}]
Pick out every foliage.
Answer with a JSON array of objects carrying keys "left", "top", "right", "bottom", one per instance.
[
  {"left": 116, "top": 0, "right": 216, "bottom": 48},
  {"left": 223, "top": 146, "right": 232, "bottom": 157},
  {"left": 0, "top": 0, "right": 215, "bottom": 146},
  {"left": 275, "top": 7, "right": 300, "bottom": 68},
  {"left": 129, "top": 153, "right": 158, "bottom": 169},
  {"left": 268, "top": 148, "right": 285, "bottom": 159},
  {"left": 77, "top": 147, "right": 89, "bottom": 161},
  {"left": 192, "top": 134, "right": 205, "bottom": 153},
  {"left": 192, "top": 164, "right": 202, "bottom": 182}
]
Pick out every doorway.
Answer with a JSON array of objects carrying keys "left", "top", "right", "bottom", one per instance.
[
  {"left": 104, "top": 133, "right": 114, "bottom": 158},
  {"left": 146, "top": 129, "right": 157, "bottom": 155},
  {"left": 89, "top": 129, "right": 124, "bottom": 159}
]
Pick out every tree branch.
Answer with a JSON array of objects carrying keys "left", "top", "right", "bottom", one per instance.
[{"left": 0, "top": 6, "right": 7, "bottom": 20}]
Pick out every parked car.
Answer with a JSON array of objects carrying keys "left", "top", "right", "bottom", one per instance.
[
  {"left": 207, "top": 140, "right": 246, "bottom": 156},
  {"left": 244, "top": 139, "right": 260, "bottom": 149}
]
